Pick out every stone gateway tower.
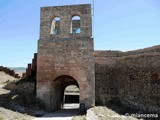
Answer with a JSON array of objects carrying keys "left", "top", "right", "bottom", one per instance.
[{"left": 37, "top": 4, "right": 95, "bottom": 111}]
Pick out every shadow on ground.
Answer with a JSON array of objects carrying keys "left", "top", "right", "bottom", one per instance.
[
  {"left": 0, "top": 78, "right": 46, "bottom": 117},
  {"left": 0, "top": 78, "right": 81, "bottom": 119}
]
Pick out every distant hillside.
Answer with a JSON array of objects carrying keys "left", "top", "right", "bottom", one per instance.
[{"left": 9, "top": 67, "right": 26, "bottom": 76}]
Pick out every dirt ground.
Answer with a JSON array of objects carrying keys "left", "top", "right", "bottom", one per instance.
[
  {"left": 0, "top": 107, "right": 35, "bottom": 120},
  {"left": 0, "top": 72, "right": 35, "bottom": 120}
]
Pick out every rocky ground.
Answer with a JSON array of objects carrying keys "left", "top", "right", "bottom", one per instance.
[
  {"left": 0, "top": 72, "right": 17, "bottom": 85},
  {"left": 0, "top": 72, "right": 35, "bottom": 120},
  {"left": 86, "top": 106, "right": 138, "bottom": 120},
  {"left": 0, "top": 107, "right": 34, "bottom": 120}
]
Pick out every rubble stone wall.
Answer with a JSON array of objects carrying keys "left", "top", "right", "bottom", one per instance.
[{"left": 94, "top": 45, "right": 160, "bottom": 113}]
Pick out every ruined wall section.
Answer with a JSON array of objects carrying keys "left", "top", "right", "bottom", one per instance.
[
  {"left": 95, "top": 45, "right": 160, "bottom": 113},
  {"left": 0, "top": 66, "right": 20, "bottom": 78},
  {"left": 23, "top": 53, "right": 37, "bottom": 79}
]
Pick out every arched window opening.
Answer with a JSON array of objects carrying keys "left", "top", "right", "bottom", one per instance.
[
  {"left": 70, "top": 15, "right": 81, "bottom": 34},
  {"left": 50, "top": 17, "right": 60, "bottom": 35}
]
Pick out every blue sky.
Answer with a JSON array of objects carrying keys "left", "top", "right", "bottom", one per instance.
[{"left": 0, "top": 0, "right": 160, "bottom": 67}]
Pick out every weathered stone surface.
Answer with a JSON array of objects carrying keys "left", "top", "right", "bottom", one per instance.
[
  {"left": 23, "top": 53, "right": 37, "bottom": 79},
  {"left": 95, "top": 46, "right": 160, "bottom": 113},
  {"left": 37, "top": 4, "right": 95, "bottom": 111}
]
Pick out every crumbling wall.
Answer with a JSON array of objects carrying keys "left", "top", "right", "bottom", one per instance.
[
  {"left": 23, "top": 53, "right": 37, "bottom": 78},
  {"left": 95, "top": 45, "right": 160, "bottom": 113},
  {"left": 0, "top": 66, "right": 20, "bottom": 78}
]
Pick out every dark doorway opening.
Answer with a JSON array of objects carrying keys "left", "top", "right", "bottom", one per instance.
[
  {"left": 54, "top": 75, "right": 79, "bottom": 110},
  {"left": 63, "top": 85, "right": 79, "bottom": 109}
]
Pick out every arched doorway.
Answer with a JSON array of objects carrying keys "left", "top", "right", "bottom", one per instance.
[{"left": 52, "top": 75, "right": 79, "bottom": 110}]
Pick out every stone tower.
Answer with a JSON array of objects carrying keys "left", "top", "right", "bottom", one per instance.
[{"left": 37, "top": 4, "right": 95, "bottom": 111}]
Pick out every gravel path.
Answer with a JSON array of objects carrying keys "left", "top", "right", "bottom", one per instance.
[{"left": 34, "top": 104, "right": 79, "bottom": 120}]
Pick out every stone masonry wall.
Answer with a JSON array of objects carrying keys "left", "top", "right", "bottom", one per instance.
[
  {"left": 37, "top": 4, "right": 95, "bottom": 111},
  {"left": 37, "top": 38, "right": 95, "bottom": 110},
  {"left": 95, "top": 45, "right": 160, "bottom": 113}
]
